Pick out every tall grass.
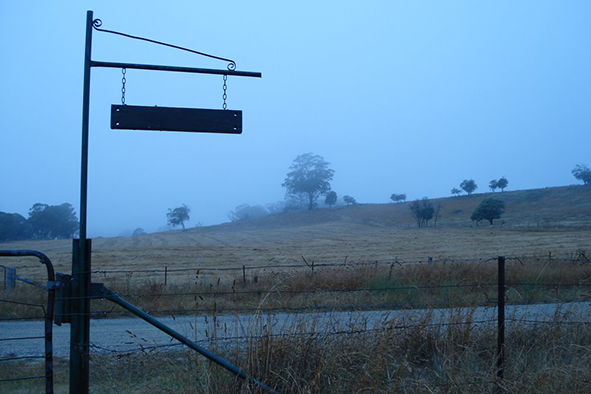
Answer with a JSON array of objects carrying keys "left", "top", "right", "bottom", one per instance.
[
  {"left": 3, "top": 308, "right": 590, "bottom": 393},
  {"left": 2, "top": 256, "right": 590, "bottom": 320},
  {"left": 83, "top": 257, "right": 591, "bottom": 318},
  {"left": 2, "top": 256, "right": 591, "bottom": 393}
]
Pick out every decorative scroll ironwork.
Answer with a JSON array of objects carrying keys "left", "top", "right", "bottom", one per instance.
[{"left": 92, "top": 19, "right": 237, "bottom": 71}]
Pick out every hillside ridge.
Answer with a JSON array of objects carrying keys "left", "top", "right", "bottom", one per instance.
[
  {"left": 190, "top": 184, "right": 591, "bottom": 233},
  {"left": 2, "top": 185, "right": 589, "bottom": 257}
]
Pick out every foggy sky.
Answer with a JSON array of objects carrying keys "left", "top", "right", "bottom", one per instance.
[{"left": 1, "top": 1, "right": 590, "bottom": 237}]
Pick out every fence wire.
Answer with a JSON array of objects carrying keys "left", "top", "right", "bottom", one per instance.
[
  {"left": 0, "top": 301, "right": 48, "bottom": 386},
  {"left": 1, "top": 254, "right": 590, "bottom": 390}
]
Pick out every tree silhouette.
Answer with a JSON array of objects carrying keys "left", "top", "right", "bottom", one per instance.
[
  {"left": 489, "top": 179, "right": 498, "bottom": 192},
  {"left": 167, "top": 204, "right": 190, "bottom": 229},
  {"left": 496, "top": 177, "right": 508, "bottom": 192},
  {"left": 27, "top": 203, "right": 79, "bottom": 239},
  {"left": 325, "top": 191, "right": 338, "bottom": 207},
  {"left": 572, "top": 165, "right": 591, "bottom": 185},
  {"left": 282, "top": 153, "right": 335, "bottom": 210},
  {"left": 471, "top": 198, "right": 505, "bottom": 225},
  {"left": 409, "top": 198, "right": 435, "bottom": 227},
  {"left": 343, "top": 195, "right": 357, "bottom": 205},
  {"left": 460, "top": 179, "right": 478, "bottom": 195},
  {"left": 390, "top": 193, "right": 406, "bottom": 203}
]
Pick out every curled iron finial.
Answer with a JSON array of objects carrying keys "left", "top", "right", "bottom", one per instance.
[
  {"left": 92, "top": 19, "right": 103, "bottom": 28},
  {"left": 227, "top": 62, "right": 236, "bottom": 71}
]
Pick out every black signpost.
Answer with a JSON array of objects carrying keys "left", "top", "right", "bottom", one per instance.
[{"left": 74, "top": 10, "right": 261, "bottom": 393}]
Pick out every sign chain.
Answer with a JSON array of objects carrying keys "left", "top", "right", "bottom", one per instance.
[
  {"left": 223, "top": 75, "right": 228, "bottom": 110},
  {"left": 121, "top": 68, "right": 127, "bottom": 105}
]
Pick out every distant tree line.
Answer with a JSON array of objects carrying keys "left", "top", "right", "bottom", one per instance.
[
  {"left": 0, "top": 203, "right": 79, "bottom": 242},
  {"left": 450, "top": 177, "right": 509, "bottom": 197},
  {"left": 150, "top": 160, "right": 591, "bottom": 231},
  {"left": 228, "top": 204, "right": 269, "bottom": 222},
  {"left": 229, "top": 158, "right": 589, "bottom": 230},
  {"left": 223, "top": 155, "right": 589, "bottom": 229},
  {"left": 489, "top": 177, "right": 508, "bottom": 192}
]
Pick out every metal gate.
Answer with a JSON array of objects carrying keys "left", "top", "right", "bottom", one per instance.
[
  {"left": 0, "top": 250, "right": 56, "bottom": 394},
  {"left": 0, "top": 248, "right": 278, "bottom": 394}
]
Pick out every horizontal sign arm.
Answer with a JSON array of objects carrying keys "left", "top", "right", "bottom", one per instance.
[{"left": 91, "top": 60, "right": 262, "bottom": 78}]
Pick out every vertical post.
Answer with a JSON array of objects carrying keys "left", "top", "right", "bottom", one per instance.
[
  {"left": 70, "top": 239, "right": 92, "bottom": 393},
  {"left": 45, "top": 280, "right": 56, "bottom": 394},
  {"left": 79, "top": 10, "right": 92, "bottom": 252},
  {"left": 164, "top": 266, "right": 168, "bottom": 287},
  {"left": 71, "top": 10, "right": 94, "bottom": 394},
  {"left": 497, "top": 256, "right": 506, "bottom": 382},
  {"left": 243, "top": 265, "right": 246, "bottom": 285}
]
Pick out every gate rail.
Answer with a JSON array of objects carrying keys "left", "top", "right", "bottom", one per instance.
[{"left": 0, "top": 250, "right": 56, "bottom": 394}]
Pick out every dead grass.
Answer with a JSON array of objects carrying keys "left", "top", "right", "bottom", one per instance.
[
  {"left": 30, "top": 256, "right": 575, "bottom": 324},
  {"left": 2, "top": 186, "right": 591, "bottom": 287},
  {"left": 3, "top": 308, "right": 590, "bottom": 393},
  {"left": 3, "top": 259, "right": 591, "bottom": 393},
  {"left": 3, "top": 255, "right": 590, "bottom": 320},
  {"left": 92, "top": 310, "right": 591, "bottom": 393},
  {"left": 2, "top": 186, "right": 591, "bottom": 391}
]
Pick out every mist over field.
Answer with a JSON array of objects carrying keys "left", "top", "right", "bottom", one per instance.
[{"left": 1, "top": 1, "right": 590, "bottom": 237}]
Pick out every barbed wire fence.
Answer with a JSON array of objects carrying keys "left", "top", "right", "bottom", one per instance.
[{"left": 1, "top": 253, "right": 590, "bottom": 391}]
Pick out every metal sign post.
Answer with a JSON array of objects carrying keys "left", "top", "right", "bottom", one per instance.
[
  {"left": 71, "top": 12, "right": 93, "bottom": 392},
  {"left": 74, "top": 10, "right": 261, "bottom": 393}
]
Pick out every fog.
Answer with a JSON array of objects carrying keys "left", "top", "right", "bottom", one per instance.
[{"left": 1, "top": 1, "right": 590, "bottom": 237}]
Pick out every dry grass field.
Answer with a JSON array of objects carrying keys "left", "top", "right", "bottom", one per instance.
[
  {"left": 1, "top": 185, "right": 590, "bottom": 283},
  {"left": 2, "top": 185, "right": 591, "bottom": 393}
]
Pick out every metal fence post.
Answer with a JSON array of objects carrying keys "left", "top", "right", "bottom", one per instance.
[
  {"left": 71, "top": 10, "right": 94, "bottom": 394},
  {"left": 70, "top": 239, "right": 92, "bottom": 394},
  {"left": 497, "top": 256, "right": 506, "bottom": 382}
]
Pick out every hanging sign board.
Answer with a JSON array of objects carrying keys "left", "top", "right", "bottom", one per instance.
[{"left": 111, "top": 105, "right": 242, "bottom": 134}]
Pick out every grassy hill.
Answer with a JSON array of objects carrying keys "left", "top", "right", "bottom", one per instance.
[
  {"left": 4, "top": 186, "right": 591, "bottom": 394},
  {"left": 215, "top": 184, "right": 591, "bottom": 231},
  {"left": 1, "top": 185, "right": 590, "bottom": 277}
]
